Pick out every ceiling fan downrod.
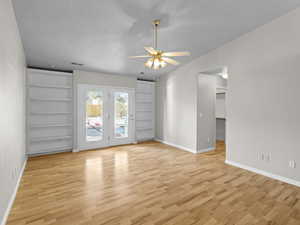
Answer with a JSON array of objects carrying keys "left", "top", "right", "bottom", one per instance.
[{"left": 153, "top": 19, "right": 160, "bottom": 50}]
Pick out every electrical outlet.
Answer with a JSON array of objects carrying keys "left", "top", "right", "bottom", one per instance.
[
  {"left": 15, "top": 167, "right": 18, "bottom": 177},
  {"left": 289, "top": 160, "right": 296, "bottom": 168},
  {"left": 11, "top": 167, "right": 19, "bottom": 180},
  {"left": 260, "top": 153, "right": 264, "bottom": 161},
  {"left": 11, "top": 169, "right": 15, "bottom": 180},
  {"left": 265, "top": 154, "right": 271, "bottom": 162}
]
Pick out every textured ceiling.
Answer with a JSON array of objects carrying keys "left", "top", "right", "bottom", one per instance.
[{"left": 13, "top": 0, "right": 300, "bottom": 78}]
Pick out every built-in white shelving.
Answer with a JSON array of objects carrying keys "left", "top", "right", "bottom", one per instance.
[
  {"left": 31, "top": 135, "right": 72, "bottom": 142},
  {"left": 30, "top": 97, "right": 72, "bottom": 102},
  {"left": 135, "top": 80, "right": 155, "bottom": 142},
  {"left": 26, "top": 68, "right": 74, "bottom": 155},
  {"left": 29, "top": 84, "right": 72, "bottom": 89},
  {"left": 30, "top": 112, "right": 72, "bottom": 115},
  {"left": 30, "top": 123, "right": 72, "bottom": 128},
  {"left": 30, "top": 145, "right": 73, "bottom": 156}
]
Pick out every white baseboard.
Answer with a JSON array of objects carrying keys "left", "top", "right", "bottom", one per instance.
[
  {"left": 197, "top": 147, "right": 215, "bottom": 153},
  {"left": 154, "top": 139, "right": 216, "bottom": 154},
  {"left": 154, "top": 139, "right": 197, "bottom": 154},
  {"left": 1, "top": 158, "right": 27, "bottom": 225},
  {"left": 225, "top": 160, "right": 300, "bottom": 187}
]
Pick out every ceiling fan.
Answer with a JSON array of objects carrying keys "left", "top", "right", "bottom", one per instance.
[{"left": 129, "top": 19, "right": 190, "bottom": 70}]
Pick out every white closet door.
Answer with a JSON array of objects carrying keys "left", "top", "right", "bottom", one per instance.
[
  {"left": 136, "top": 80, "right": 155, "bottom": 141},
  {"left": 27, "top": 69, "right": 73, "bottom": 155}
]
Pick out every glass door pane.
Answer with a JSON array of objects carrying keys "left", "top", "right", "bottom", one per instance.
[
  {"left": 114, "top": 92, "right": 129, "bottom": 138},
  {"left": 86, "top": 90, "right": 103, "bottom": 142}
]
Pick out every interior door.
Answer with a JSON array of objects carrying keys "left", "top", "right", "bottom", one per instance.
[
  {"left": 109, "top": 89, "right": 135, "bottom": 146},
  {"left": 78, "top": 84, "right": 109, "bottom": 150}
]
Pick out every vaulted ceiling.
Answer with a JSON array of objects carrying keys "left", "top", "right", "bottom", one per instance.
[{"left": 13, "top": 0, "right": 300, "bottom": 78}]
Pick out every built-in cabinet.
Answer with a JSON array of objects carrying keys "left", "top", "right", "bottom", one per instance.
[
  {"left": 26, "top": 69, "right": 73, "bottom": 155},
  {"left": 135, "top": 80, "right": 155, "bottom": 141}
]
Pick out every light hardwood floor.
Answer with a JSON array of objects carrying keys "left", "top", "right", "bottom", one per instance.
[{"left": 7, "top": 141, "right": 300, "bottom": 225}]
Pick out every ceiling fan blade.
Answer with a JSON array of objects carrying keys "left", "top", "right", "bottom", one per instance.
[
  {"left": 162, "top": 57, "right": 180, "bottom": 66},
  {"left": 144, "top": 47, "right": 157, "bottom": 55},
  {"left": 162, "top": 51, "right": 190, "bottom": 57},
  {"left": 129, "top": 55, "right": 151, "bottom": 58}
]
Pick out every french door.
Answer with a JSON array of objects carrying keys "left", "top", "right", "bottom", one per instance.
[{"left": 77, "top": 84, "right": 135, "bottom": 151}]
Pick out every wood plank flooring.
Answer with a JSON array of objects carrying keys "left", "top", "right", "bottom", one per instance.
[{"left": 7, "top": 141, "right": 300, "bottom": 225}]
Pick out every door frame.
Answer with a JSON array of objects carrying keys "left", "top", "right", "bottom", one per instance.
[{"left": 77, "top": 84, "right": 136, "bottom": 151}]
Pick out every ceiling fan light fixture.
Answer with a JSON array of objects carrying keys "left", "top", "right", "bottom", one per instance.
[
  {"left": 153, "top": 64, "right": 160, "bottom": 70},
  {"left": 145, "top": 57, "right": 167, "bottom": 69},
  {"left": 160, "top": 59, "right": 167, "bottom": 68},
  {"left": 153, "top": 58, "right": 160, "bottom": 67},
  {"left": 145, "top": 58, "right": 154, "bottom": 68},
  {"left": 130, "top": 19, "right": 190, "bottom": 70}
]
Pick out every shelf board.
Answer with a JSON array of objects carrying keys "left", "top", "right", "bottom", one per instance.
[
  {"left": 30, "top": 112, "right": 72, "bottom": 115},
  {"left": 136, "top": 110, "right": 153, "bottom": 113},
  {"left": 136, "top": 127, "right": 153, "bottom": 131},
  {"left": 28, "top": 69, "right": 72, "bottom": 77},
  {"left": 28, "top": 145, "right": 72, "bottom": 155},
  {"left": 30, "top": 97, "right": 72, "bottom": 102},
  {"left": 30, "top": 123, "right": 72, "bottom": 128},
  {"left": 136, "top": 101, "right": 153, "bottom": 104},
  {"left": 29, "top": 84, "right": 72, "bottom": 89},
  {"left": 136, "top": 92, "right": 153, "bottom": 95},
  {"left": 136, "top": 119, "right": 152, "bottom": 122},
  {"left": 31, "top": 135, "right": 72, "bottom": 142}
]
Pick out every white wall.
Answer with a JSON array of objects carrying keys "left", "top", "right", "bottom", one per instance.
[
  {"left": 157, "top": 7, "right": 300, "bottom": 182},
  {"left": 156, "top": 69, "right": 198, "bottom": 152},
  {"left": 74, "top": 70, "right": 136, "bottom": 88},
  {"left": 197, "top": 75, "right": 216, "bottom": 151},
  {"left": 0, "top": 0, "right": 27, "bottom": 223}
]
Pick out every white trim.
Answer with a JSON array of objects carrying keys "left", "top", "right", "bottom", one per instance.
[
  {"left": 225, "top": 160, "right": 300, "bottom": 187},
  {"left": 198, "top": 65, "right": 227, "bottom": 75},
  {"left": 72, "top": 148, "right": 79, "bottom": 153},
  {"left": 197, "top": 147, "right": 215, "bottom": 153},
  {"left": 154, "top": 139, "right": 197, "bottom": 154},
  {"left": 1, "top": 158, "right": 27, "bottom": 225}
]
